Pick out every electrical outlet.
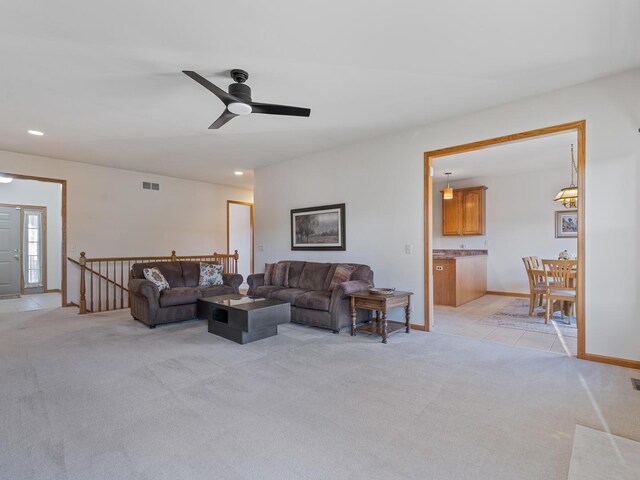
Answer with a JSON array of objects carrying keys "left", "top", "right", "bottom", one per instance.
[
  {"left": 405, "top": 244, "right": 413, "bottom": 254},
  {"left": 257, "top": 245, "right": 264, "bottom": 252},
  {"left": 436, "top": 266, "right": 444, "bottom": 271},
  {"left": 460, "top": 244, "right": 466, "bottom": 249}
]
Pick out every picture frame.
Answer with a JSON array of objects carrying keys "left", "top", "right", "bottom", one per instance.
[
  {"left": 555, "top": 210, "right": 578, "bottom": 238},
  {"left": 291, "top": 203, "right": 346, "bottom": 251}
]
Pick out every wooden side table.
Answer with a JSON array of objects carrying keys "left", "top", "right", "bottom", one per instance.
[{"left": 349, "top": 291, "right": 413, "bottom": 344}]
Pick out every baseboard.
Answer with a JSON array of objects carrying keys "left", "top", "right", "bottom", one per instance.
[
  {"left": 410, "top": 323, "right": 427, "bottom": 331},
  {"left": 486, "top": 291, "right": 528, "bottom": 298},
  {"left": 67, "top": 301, "right": 79, "bottom": 308},
  {"left": 46, "top": 289, "right": 62, "bottom": 293},
  {"left": 580, "top": 353, "right": 640, "bottom": 370}
]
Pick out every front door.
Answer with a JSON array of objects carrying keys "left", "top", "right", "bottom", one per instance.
[{"left": 0, "top": 206, "right": 21, "bottom": 296}]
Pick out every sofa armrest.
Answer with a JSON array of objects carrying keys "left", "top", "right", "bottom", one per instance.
[
  {"left": 247, "top": 273, "right": 265, "bottom": 294},
  {"left": 222, "top": 273, "right": 243, "bottom": 293},
  {"left": 128, "top": 278, "right": 160, "bottom": 303},
  {"left": 332, "top": 280, "right": 371, "bottom": 300}
]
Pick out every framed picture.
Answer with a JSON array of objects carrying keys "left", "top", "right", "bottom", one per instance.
[
  {"left": 555, "top": 210, "right": 578, "bottom": 238},
  {"left": 291, "top": 204, "right": 346, "bottom": 250}
]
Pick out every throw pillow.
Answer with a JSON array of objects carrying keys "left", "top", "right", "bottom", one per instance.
[
  {"left": 329, "top": 264, "right": 356, "bottom": 291},
  {"left": 199, "top": 262, "right": 224, "bottom": 286},
  {"left": 264, "top": 262, "right": 290, "bottom": 287},
  {"left": 143, "top": 267, "right": 170, "bottom": 292}
]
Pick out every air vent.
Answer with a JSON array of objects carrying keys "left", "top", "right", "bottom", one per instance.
[
  {"left": 142, "top": 182, "right": 160, "bottom": 191},
  {"left": 632, "top": 378, "right": 640, "bottom": 391}
]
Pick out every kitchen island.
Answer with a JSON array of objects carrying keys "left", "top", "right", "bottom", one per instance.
[{"left": 433, "top": 249, "right": 487, "bottom": 307}]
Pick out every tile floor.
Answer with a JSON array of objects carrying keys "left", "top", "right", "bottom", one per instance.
[
  {"left": 433, "top": 294, "right": 578, "bottom": 356},
  {"left": 0, "top": 292, "right": 62, "bottom": 313}
]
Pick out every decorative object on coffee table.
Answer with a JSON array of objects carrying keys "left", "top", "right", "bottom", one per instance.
[
  {"left": 368, "top": 287, "right": 395, "bottom": 296},
  {"left": 349, "top": 291, "right": 413, "bottom": 344},
  {"left": 197, "top": 294, "right": 290, "bottom": 344},
  {"left": 291, "top": 203, "right": 346, "bottom": 251}
]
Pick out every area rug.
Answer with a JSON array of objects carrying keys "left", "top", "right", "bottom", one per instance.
[{"left": 479, "top": 298, "right": 577, "bottom": 337}]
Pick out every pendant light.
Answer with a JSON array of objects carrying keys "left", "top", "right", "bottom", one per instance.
[
  {"left": 554, "top": 144, "right": 578, "bottom": 209},
  {"left": 443, "top": 172, "right": 454, "bottom": 200}
]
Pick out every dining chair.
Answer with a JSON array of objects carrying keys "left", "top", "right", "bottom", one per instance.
[
  {"left": 522, "top": 257, "right": 546, "bottom": 316},
  {"left": 542, "top": 259, "right": 577, "bottom": 324}
]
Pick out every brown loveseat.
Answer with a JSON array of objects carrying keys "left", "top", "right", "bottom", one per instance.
[
  {"left": 129, "top": 261, "right": 243, "bottom": 328},
  {"left": 247, "top": 261, "right": 373, "bottom": 333}
]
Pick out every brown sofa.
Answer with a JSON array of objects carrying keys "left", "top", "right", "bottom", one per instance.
[
  {"left": 128, "top": 261, "right": 243, "bottom": 328},
  {"left": 247, "top": 261, "right": 373, "bottom": 333}
]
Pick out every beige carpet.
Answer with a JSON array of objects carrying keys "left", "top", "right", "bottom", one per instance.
[{"left": 1, "top": 307, "right": 639, "bottom": 479}]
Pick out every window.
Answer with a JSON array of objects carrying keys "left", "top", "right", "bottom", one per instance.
[{"left": 23, "top": 209, "right": 43, "bottom": 288}]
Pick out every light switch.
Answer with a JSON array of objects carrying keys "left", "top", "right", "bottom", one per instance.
[
  {"left": 257, "top": 245, "right": 264, "bottom": 252},
  {"left": 405, "top": 244, "right": 413, "bottom": 254}
]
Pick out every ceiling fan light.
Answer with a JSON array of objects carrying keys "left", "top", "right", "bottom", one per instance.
[{"left": 228, "top": 102, "right": 252, "bottom": 115}]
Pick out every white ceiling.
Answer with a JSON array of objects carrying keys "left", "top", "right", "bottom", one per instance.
[
  {"left": 434, "top": 131, "right": 578, "bottom": 183},
  {"left": 0, "top": 1, "right": 639, "bottom": 189}
]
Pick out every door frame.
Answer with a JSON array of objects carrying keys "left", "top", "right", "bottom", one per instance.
[
  {"left": 423, "top": 120, "right": 586, "bottom": 359},
  {"left": 0, "top": 173, "right": 67, "bottom": 307},
  {"left": 0, "top": 203, "right": 48, "bottom": 294},
  {"left": 226, "top": 200, "right": 255, "bottom": 274}
]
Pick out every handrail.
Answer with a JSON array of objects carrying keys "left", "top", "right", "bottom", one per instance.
[{"left": 68, "top": 250, "right": 240, "bottom": 314}]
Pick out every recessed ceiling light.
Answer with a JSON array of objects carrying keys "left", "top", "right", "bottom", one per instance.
[
  {"left": 234, "top": 171, "right": 244, "bottom": 176},
  {"left": 27, "top": 130, "right": 44, "bottom": 136},
  {"left": 0, "top": 175, "right": 13, "bottom": 184}
]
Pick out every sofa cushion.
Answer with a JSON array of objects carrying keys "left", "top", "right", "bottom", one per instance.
[
  {"left": 295, "top": 290, "right": 332, "bottom": 311},
  {"left": 196, "top": 285, "right": 234, "bottom": 298},
  {"left": 328, "top": 264, "right": 357, "bottom": 291},
  {"left": 132, "top": 262, "right": 185, "bottom": 288},
  {"left": 298, "top": 263, "right": 332, "bottom": 291},
  {"left": 251, "top": 285, "right": 287, "bottom": 298},
  {"left": 264, "top": 262, "right": 290, "bottom": 287},
  {"left": 180, "top": 261, "right": 200, "bottom": 287},
  {"left": 159, "top": 287, "right": 202, "bottom": 307},
  {"left": 270, "top": 288, "right": 309, "bottom": 304},
  {"left": 143, "top": 267, "right": 170, "bottom": 292},
  {"left": 282, "top": 261, "right": 306, "bottom": 288},
  {"left": 350, "top": 265, "right": 371, "bottom": 283}
]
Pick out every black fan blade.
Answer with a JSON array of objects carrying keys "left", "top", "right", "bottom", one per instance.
[
  {"left": 183, "top": 70, "right": 239, "bottom": 106},
  {"left": 209, "top": 110, "right": 237, "bottom": 129},
  {"left": 249, "top": 102, "right": 311, "bottom": 117}
]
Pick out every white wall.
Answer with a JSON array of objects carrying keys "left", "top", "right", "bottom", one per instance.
[
  {"left": 254, "top": 67, "right": 640, "bottom": 362},
  {"left": 228, "top": 202, "right": 252, "bottom": 289},
  {"left": 433, "top": 168, "right": 578, "bottom": 294},
  {"left": 0, "top": 150, "right": 254, "bottom": 303},
  {"left": 0, "top": 178, "right": 62, "bottom": 289}
]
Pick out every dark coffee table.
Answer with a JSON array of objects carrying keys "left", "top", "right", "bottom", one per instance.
[{"left": 197, "top": 294, "right": 290, "bottom": 344}]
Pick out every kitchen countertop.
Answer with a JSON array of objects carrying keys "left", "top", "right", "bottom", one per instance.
[{"left": 433, "top": 249, "right": 488, "bottom": 259}]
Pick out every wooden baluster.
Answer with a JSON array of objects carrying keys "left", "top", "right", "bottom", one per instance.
[
  {"left": 113, "top": 261, "right": 116, "bottom": 311},
  {"left": 171, "top": 250, "right": 177, "bottom": 262},
  {"left": 120, "top": 261, "right": 124, "bottom": 309},
  {"left": 90, "top": 261, "right": 94, "bottom": 313},
  {"left": 234, "top": 250, "right": 239, "bottom": 274},
  {"left": 79, "top": 252, "right": 87, "bottom": 314},
  {"left": 98, "top": 261, "right": 102, "bottom": 312},
  {"left": 105, "top": 261, "right": 109, "bottom": 311}
]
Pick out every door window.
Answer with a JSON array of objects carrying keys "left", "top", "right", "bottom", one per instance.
[{"left": 23, "top": 209, "right": 43, "bottom": 288}]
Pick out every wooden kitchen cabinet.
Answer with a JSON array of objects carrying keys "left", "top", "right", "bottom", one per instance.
[
  {"left": 433, "top": 255, "right": 487, "bottom": 307},
  {"left": 441, "top": 186, "right": 487, "bottom": 236}
]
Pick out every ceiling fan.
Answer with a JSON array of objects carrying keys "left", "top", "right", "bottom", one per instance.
[{"left": 182, "top": 69, "right": 311, "bottom": 129}]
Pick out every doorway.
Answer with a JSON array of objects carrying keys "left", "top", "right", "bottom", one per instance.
[
  {"left": 0, "top": 173, "right": 67, "bottom": 308},
  {"left": 227, "top": 200, "right": 254, "bottom": 291},
  {"left": 424, "top": 121, "right": 586, "bottom": 358}
]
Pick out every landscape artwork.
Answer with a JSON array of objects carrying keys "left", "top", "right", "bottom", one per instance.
[
  {"left": 291, "top": 204, "right": 346, "bottom": 250},
  {"left": 555, "top": 210, "right": 578, "bottom": 238}
]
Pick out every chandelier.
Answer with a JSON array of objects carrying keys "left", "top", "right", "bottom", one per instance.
[{"left": 554, "top": 144, "right": 578, "bottom": 209}]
